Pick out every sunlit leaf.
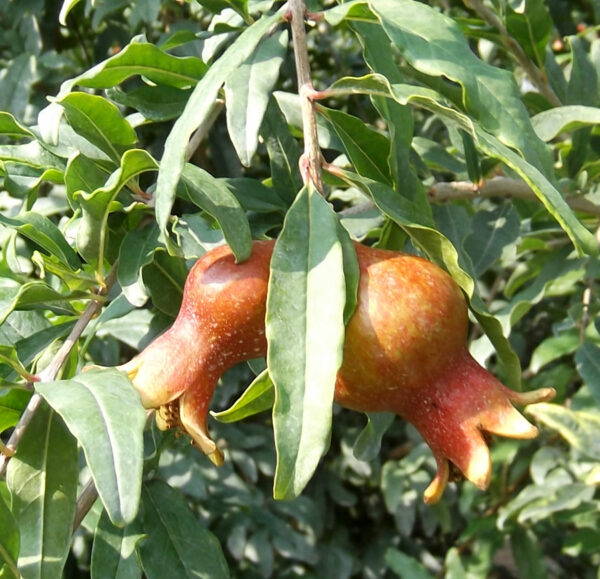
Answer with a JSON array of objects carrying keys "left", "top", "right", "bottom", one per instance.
[
  {"left": 267, "top": 186, "right": 347, "bottom": 499},
  {"left": 91, "top": 509, "right": 144, "bottom": 579},
  {"left": 154, "top": 9, "right": 285, "bottom": 245},
  {"left": 6, "top": 402, "right": 78, "bottom": 579},
  {"left": 211, "top": 369, "right": 274, "bottom": 423},
  {"left": 36, "top": 368, "right": 146, "bottom": 525},
  {"left": 225, "top": 30, "right": 288, "bottom": 166}
]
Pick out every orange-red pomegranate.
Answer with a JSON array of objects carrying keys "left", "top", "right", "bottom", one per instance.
[{"left": 118, "top": 240, "right": 554, "bottom": 503}]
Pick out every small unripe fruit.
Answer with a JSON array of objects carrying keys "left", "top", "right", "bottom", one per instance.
[{"left": 118, "top": 240, "right": 554, "bottom": 502}]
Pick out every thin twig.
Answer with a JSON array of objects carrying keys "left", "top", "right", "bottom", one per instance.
[
  {"left": 73, "top": 478, "right": 99, "bottom": 531},
  {"left": 288, "top": 0, "right": 324, "bottom": 193},
  {"left": 463, "top": 0, "right": 562, "bottom": 107},
  {"left": 0, "top": 264, "right": 118, "bottom": 477},
  {"left": 337, "top": 176, "right": 600, "bottom": 218},
  {"left": 429, "top": 177, "right": 600, "bottom": 216}
]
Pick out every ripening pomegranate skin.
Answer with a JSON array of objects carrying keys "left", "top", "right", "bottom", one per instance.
[{"left": 118, "top": 240, "right": 554, "bottom": 503}]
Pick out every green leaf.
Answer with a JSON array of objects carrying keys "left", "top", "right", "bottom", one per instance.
[
  {"left": 530, "top": 331, "right": 579, "bottom": 373},
  {"left": 172, "top": 214, "right": 225, "bottom": 259},
  {"left": 0, "top": 211, "right": 80, "bottom": 271},
  {"left": 107, "top": 85, "right": 191, "bottom": 122},
  {"left": 71, "top": 149, "right": 158, "bottom": 267},
  {"left": 338, "top": 220, "right": 360, "bottom": 325},
  {"left": 0, "top": 112, "right": 34, "bottom": 139},
  {"left": 222, "top": 178, "right": 288, "bottom": 213},
  {"left": 154, "top": 8, "right": 285, "bottom": 242},
  {"left": 142, "top": 252, "right": 187, "bottom": 318},
  {"left": 59, "top": 0, "right": 83, "bottom": 26},
  {"left": 385, "top": 547, "right": 435, "bottom": 579},
  {"left": 353, "top": 412, "right": 395, "bottom": 462},
  {"left": 526, "top": 403, "right": 600, "bottom": 460},
  {"left": 260, "top": 98, "right": 303, "bottom": 205},
  {"left": 225, "top": 30, "right": 288, "bottom": 166},
  {"left": 58, "top": 41, "right": 207, "bottom": 95},
  {"left": 139, "top": 480, "right": 229, "bottom": 579},
  {"left": 0, "top": 489, "right": 19, "bottom": 579},
  {"left": 463, "top": 203, "right": 520, "bottom": 275},
  {"left": 0, "top": 280, "right": 82, "bottom": 325},
  {"left": 320, "top": 106, "right": 392, "bottom": 184},
  {"left": 91, "top": 509, "right": 144, "bottom": 579},
  {"left": 575, "top": 341, "right": 600, "bottom": 406},
  {"left": 510, "top": 526, "right": 547, "bottom": 579},
  {"left": 211, "top": 369, "right": 274, "bottom": 423},
  {"left": 0, "top": 54, "right": 36, "bottom": 120},
  {"left": 368, "top": 0, "right": 553, "bottom": 176},
  {"left": 567, "top": 36, "right": 599, "bottom": 107},
  {"left": 0, "top": 344, "right": 33, "bottom": 381},
  {"left": 0, "top": 389, "right": 31, "bottom": 433},
  {"left": 179, "top": 164, "right": 251, "bottom": 262},
  {"left": 532, "top": 105, "right": 600, "bottom": 141},
  {"left": 117, "top": 224, "right": 161, "bottom": 307},
  {"left": 35, "top": 368, "right": 146, "bottom": 525},
  {"left": 505, "top": 0, "right": 553, "bottom": 69},
  {"left": 266, "top": 186, "right": 347, "bottom": 499},
  {"left": 6, "top": 402, "right": 78, "bottom": 579},
  {"left": 58, "top": 92, "right": 138, "bottom": 163},
  {"left": 323, "top": 74, "right": 598, "bottom": 256}
]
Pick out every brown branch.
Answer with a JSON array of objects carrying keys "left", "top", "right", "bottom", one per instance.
[
  {"left": 73, "top": 478, "right": 99, "bottom": 531},
  {"left": 0, "top": 264, "right": 118, "bottom": 477},
  {"left": 429, "top": 177, "right": 600, "bottom": 216},
  {"left": 288, "top": 0, "right": 324, "bottom": 193},
  {"left": 462, "top": 0, "right": 562, "bottom": 107}
]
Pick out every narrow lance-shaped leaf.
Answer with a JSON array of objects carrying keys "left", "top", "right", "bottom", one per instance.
[
  {"left": 179, "top": 164, "right": 251, "bottom": 262},
  {"left": 0, "top": 211, "right": 80, "bottom": 271},
  {"left": 266, "top": 186, "right": 348, "bottom": 499},
  {"left": 0, "top": 488, "right": 19, "bottom": 579},
  {"left": 505, "top": 0, "right": 553, "bottom": 69},
  {"left": 575, "top": 341, "right": 600, "bottom": 406},
  {"left": 72, "top": 149, "right": 158, "bottom": 268},
  {"left": 35, "top": 368, "right": 146, "bottom": 525},
  {"left": 532, "top": 105, "right": 600, "bottom": 141},
  {"left": 117, "top": 224, "right": 161, "bottom": 307},
  {"left": 0, "top": 111, "right": 34, "bottom": 138},
  {"left": 154, "top": 8, "right": 285, "bottom": 245},
  {"left": 321, "top": 74, "right": 598, "bottom": 256},
  {"left": 58, "top": 92, "right": 138, "bottom": 163},
  {"left": 6, "top": 402, "right": 78, "bottom": 579},
  {"left": 260, "top": 97, "right": 303, "bottom": 205},
  {"left": 526, "top": 403, "right": 600, "bottom": 460},
  {"left": 211, "top": 368, "right": 275, "bottom": 423},
  {"left": 57, "top": 41, "right": 207, "bottom": 96},
  {"left": 0, "top": 280, "right": 85, "bottom": 325},
  {"left": 225, "top": 30, "right": 288, "bottom": 166},
  {"left": 139, "top": 480, "right": 229, "bottom": 579},
  {"left": 368, "top": 0, "right": 553, "bottom": 176},
  {"left": 319, "top": 105, "right": 392, "bottom": 185},
  {"left": 91, "top": 509, "right": 144, "bottom": 579}
]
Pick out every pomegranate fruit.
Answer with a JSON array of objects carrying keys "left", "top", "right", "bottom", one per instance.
[{"left": 117, "top": 240, "right": 554, "bottom": 503}]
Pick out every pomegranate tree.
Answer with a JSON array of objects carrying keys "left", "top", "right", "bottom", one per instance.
[{"left": 118, "top": 240, "right": 554, "bottom": 503}]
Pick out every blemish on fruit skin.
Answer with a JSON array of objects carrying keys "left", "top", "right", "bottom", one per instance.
[{"left": 115, "top": 240, "right": 554, "bottom": 503}]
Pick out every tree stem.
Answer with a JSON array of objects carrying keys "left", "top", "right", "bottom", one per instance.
[{"left": 289, "top": 0, "right": 324, "bottom": 193}]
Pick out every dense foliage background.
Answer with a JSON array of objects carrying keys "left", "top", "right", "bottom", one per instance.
[{"left": 1, "top": 0, "right": 600, "bottom": 577}]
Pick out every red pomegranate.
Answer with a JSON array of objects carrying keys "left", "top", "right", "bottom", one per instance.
[{"left": 117, "top": 240, "right": 554, "bottom": 503}]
